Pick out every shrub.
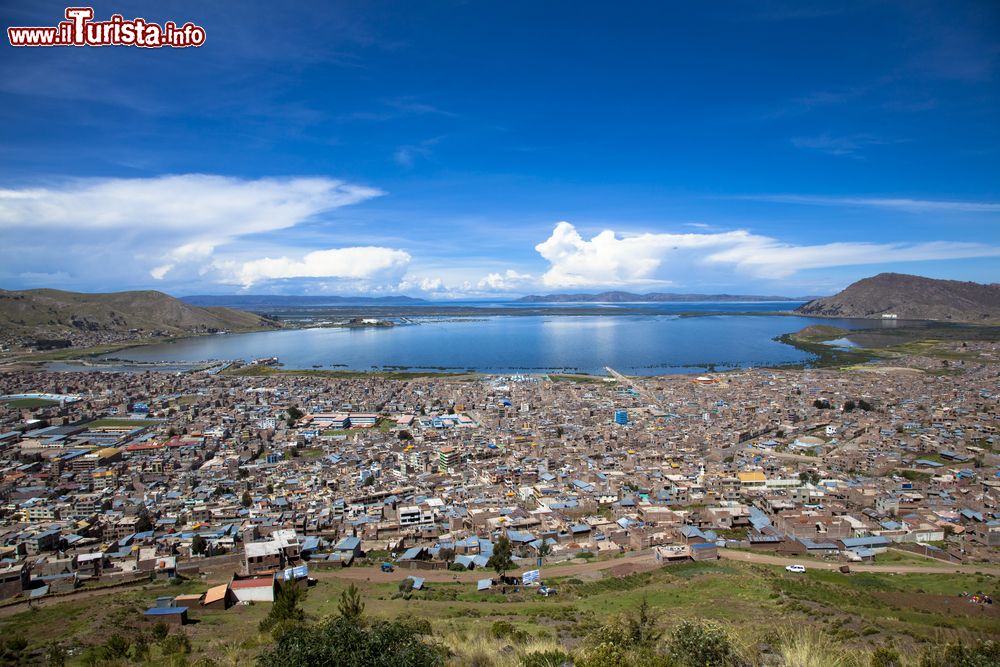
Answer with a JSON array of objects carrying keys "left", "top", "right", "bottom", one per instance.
[
  {"left": 919, "top": 640, "right": 1000, "bottom": 667},
  {"left": 668, "top": 620, "right": 743, "bottom": 667},
  {"left": 255, "top": 616, "right": 444, "bottom": 667},
  {"left": 490, "top": 620, "right": 530, "bottom": 643},
  {"left": 520, "top": 649, "right": 573, "bottom": 667},
  {"left": 871, "top": 646, "right": 901, "bottom": 667}
]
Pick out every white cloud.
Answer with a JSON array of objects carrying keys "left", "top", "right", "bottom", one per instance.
[
  {"left": 0, "top": 175, "right": 380, "bottom": 233},
  {"left": 477, "top": 269, "right": 534, "bottom": 291},
  {"left": 740, "top": 194, "right": 1000, "bottom": 213},
  {"left": 534, "top": 221, "right": 1000, "bottom": 287},
  {"left": 0, "top": 174, "right": 384, "bottom": 287},
  {"left": 219, "top": 247, "right": 411, "bottom": 288},
  {"left": 397, "top": 276, "right": 444, "bottom": 292}
]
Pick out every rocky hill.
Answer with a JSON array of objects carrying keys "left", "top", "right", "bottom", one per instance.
[
  {"left": 796, "top": 273, "right": 1000, "bottom": 321},
  {"left": 0, "top": 288, "right": 277, "bottom": 337}
]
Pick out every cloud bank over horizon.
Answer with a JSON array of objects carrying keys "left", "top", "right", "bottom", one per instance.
[{"left": 1, "top": 174, "right": 999, "bottom": 298}]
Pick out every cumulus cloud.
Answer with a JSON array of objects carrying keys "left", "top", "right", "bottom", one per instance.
[
  {"left": 397, "top": 276, "right": 444, "bottom": 292},
  {"left": 477, "top": 269, "right": 534, "bottom": 290},
  {"left": 218, "top": 247, "right": 411, "bottom": 288},
  {"left": 535, "top": 221, "right": 1000, "bottom": 287}
]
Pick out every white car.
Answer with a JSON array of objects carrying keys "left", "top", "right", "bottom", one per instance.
[{"left": 785, "top": 564, "right": 806, "bottom": 573}]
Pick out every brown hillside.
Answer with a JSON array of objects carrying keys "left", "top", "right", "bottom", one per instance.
[{"left": 796, "top": 273, "right": 1000, "bottom": 321}]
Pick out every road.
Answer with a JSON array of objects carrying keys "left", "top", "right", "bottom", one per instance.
[
  {"left": 719, "top": 548, "right": 1000, "bottom": 576},
  {"left": 313, "top": 550, "right": 660, "bottom": 584},
  {"left": 605, "top": 366, "right": 668, "bottom": 413}
]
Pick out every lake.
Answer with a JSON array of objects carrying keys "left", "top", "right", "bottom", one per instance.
[{"left": 97, "top": 305, "right": 875, "bottom": 375}]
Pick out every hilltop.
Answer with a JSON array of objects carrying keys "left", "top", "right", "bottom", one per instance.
[
  {"left": 0, "top": 288, "right": 277, "bottom": 338},
  {"left": 796, "top": 273, "right": 1000, "bottom": 322},
  {"left": 517, "top": 291, "right": 804, "bottom": 303}
]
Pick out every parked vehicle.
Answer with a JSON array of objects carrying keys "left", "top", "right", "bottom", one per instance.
[
  {"left": 785, "top": 564, "right": 806, "bottom": 573},
  {"left": 381, "top": 563, "right": 394, "bottom": 572}
]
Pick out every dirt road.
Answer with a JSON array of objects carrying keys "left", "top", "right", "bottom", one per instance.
[{"left": 719, "top": 548, "right": 1000, "bottom": 576}]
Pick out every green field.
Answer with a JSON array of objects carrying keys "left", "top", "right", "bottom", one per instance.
[
  {"left": 86, "top": 419, "right": 156, "bottom": 429},
  {"left": 1, "top": 397, "right": 59, "bottom": 409},
  {"left": 2, "top": 561, "right": 996, "bottom": 666}
]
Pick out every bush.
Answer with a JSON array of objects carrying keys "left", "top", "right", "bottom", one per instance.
[
  {"left": 448, "top": 562, "right": 467, "bottom": 571},
  {"left": 871, "top": 646, "right": 901, "bottom": 667},
  {"left": 489, "top": 620, "right": 530, "bottom": 643},
  {"left": 256, "top": 616, "right": 444, "bottom": 667},
  {"left": 159, "top": 632, "right": 191, "bottom": 656},
  {"left": 919, "top": 640, "right": 1000, "bottom": 667},
  {"left": 521, "top": 650, "right": 573, "bottom": 667},
  {"left": 668, "top": 620, "right": 743, "bottom": 667}
]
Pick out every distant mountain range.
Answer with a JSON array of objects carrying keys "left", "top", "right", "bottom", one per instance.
[
  {"left": 516, "top": 291, "right": 807, "bottom": 303},
  {"left": 0, "top": 288, "right": 275, "bottom": 337},
  {"left": 182, "top": 294, "right": 427, "bottom": 308},
  {"left": 796, "top": 273, "right": 1000, "bottom": 321}
]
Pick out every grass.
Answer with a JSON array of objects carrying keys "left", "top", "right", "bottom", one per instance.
[
  {"left": 2, "top": 561, "right": 997, "bottom": 665},
  {"left": 86, "top": 418, "right": 157, "bottom": 428},
  {"left": 874, "top": 549, "right": 940, "bottom": 567},
  {"left": 1, "top": 398, "right": 59, "bottom": 408}
]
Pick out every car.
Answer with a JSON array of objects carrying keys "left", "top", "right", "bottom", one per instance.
[
  {"left": 785, "top": 564, "right": 806, "bottom": 573},
  {"left": 537, "top": 586, "right": 557, "bottom": 596},
  {"left": 380, "top": 563, "right": 394, "bottom": 572}
]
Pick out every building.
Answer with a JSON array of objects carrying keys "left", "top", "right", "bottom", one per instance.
[{"left": 439, "top": 446, "right": 460, "bottom": 473}]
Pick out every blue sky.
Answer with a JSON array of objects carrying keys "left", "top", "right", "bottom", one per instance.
[{"left": 1, "top": 0, "right": 998, "bottom": 297}]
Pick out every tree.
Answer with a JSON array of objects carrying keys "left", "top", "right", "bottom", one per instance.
[
  {"left": 397, "top": 430, "right": 413, "bottom": 441},
  {"left": 241, "top": 491, "right": 252, "bottom": 507},
  {"left": 255, "top": 616, "right": 443, "bottom": 667},
  {"left": 487, "top": 536, "right": 514, "bottom": 582},
  {"left": 260, "top": 580, "right": 305, "bottom": 634},
  {"left": 843, "top": 400, "right": 856, "bottom": 412},
  {"left": 191, "top": 534, "right": 207, "bottom": 556},
  {"left": 134, "top": 511, "right": 153, "bottom": 533},
  {"left": 626, "top": 597, "right": 662, "bottom": 649},
  {"left": 536, "top": 540, "right": 552, "bottom": 567},
  {"left": 337, "top": 583, "right": 365, "bottom": 622}
]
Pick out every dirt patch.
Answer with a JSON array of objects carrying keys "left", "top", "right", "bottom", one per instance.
[
  {"left": 873, "top": 591, "right": 1000, "bottom": 618},
  {"left": 607, "top": 564, "right": 643, "bottom": 578}
]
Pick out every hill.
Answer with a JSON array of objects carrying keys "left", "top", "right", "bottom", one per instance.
[
  {"left": 796, "top": 273, "right": 1000, "bottom": 321},
  {"left": 0, "top": 288, "right": 277, "bottom": 337},
  {"left": 516, "top": 291, "right": 804, "bottom": 303}
]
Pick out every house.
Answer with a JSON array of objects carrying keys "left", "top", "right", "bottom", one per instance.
[
  {"left": 245, "top": 541, "right": 283, "bottom": 575},
  {"left": 202, "top": 583, "right": 236, "bottom": 610},
  {"left": 334, "top": 536, "right": 362, "bottom": 562},
  {"left": 0, "top": 563, "right": 29, "bottom": 600},
  {"left": 143, "top": 606, "right": 188, "bottom": 625},
  {"left": 230, "top": 576, "right": 276, "bottom": 603}
]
